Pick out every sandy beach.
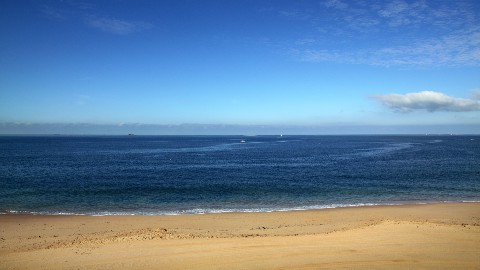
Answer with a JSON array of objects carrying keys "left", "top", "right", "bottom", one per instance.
[{"left": 1, "top": 203, "right": 479, "bottom": 269}]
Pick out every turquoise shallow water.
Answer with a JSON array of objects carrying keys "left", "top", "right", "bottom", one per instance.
[{"left": 0, "top": 135, "right": 479, "bottom": 215}]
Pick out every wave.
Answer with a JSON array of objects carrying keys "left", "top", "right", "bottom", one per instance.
[{"left": 3, "top": 201, "right": 478, "bottom": 216}]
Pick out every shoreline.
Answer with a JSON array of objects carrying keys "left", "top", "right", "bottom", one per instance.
[
  {"left": 1, "top": 202, "right": 479, "bottom": 269},
  {"left": 2, "top": 200, "right": 479, "bottom": 216}
]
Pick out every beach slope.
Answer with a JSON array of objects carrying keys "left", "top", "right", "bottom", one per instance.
[{"left": 1, "top": 203, "right": 479, "bottom": 269}]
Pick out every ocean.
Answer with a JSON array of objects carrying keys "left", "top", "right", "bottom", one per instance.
[{"left": 0, "top": 135, "right": 479, "bottom": 215}]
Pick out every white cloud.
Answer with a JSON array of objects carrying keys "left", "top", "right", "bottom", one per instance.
[
  {"left": 87, "top": 18, "right": 152, "bottom": 35},
  {"left": 371, "top": 91, "right": 480, "bottom": 112}
]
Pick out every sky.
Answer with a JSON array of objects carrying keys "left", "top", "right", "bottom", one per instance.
[{"left": 1, "top": 0, "right": 480, "bottom": 134}]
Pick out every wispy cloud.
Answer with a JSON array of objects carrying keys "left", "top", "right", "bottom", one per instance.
[
  {"left": 375, "top": 0, "right": 477, "bottom": 28},
  {"left": 471, "top": 89, "right": 480, "bottom": 100},
  {"left": 294, "top": 27, "right": 480, "bottom": 67},
  {"left": 65, "top": 0, "right": 96, "bottom": 11},
  {"left": 371, "top": 91, "right": 480, "bottom": 112},
  {"left": 40, "top": 1, "right": 95, "bottom": 21},
  {"left": 371, "top": 29, "right": 480, "bottom": 66},
  {"left": 38, "top": 2, "right": 152, "bottom": 35},
  {"left": 280, "top": 0, "right": 480, "bottom": 67},
  {"left": 87, "top": 18, "right": 153, "bottom": 35},
  {"left": 377, "top": 0, "right": 426, "bottom": 27},
  {"left": 278, "top": 10, "right": 312, "bottom": 21},
  {"left": 40, "top": 5, "right": 68, "bottom": 20},
  {"left": 74, "top": 95, "right": 92, "bottom": 106},
  {"left": 294, "top": 38, "right": 316, "bottom": 46},
  {"left": 294, "top": 49, "right": 349, "bottom": 63},
  {"left": 323, "top": 0, "right": 349, "bottom": 10}
]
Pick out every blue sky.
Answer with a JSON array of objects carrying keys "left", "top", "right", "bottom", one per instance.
[{"left": 1, "top": 0, "right": 479, "bottom": 134}]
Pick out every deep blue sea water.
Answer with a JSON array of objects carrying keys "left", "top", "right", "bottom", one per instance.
[{"left": 0, "top": 135, "right": 479, "bottom": 215}]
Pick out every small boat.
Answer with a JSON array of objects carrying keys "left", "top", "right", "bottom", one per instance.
[{"left": 240, "top": 140, "right": 246, "bottom": 143}]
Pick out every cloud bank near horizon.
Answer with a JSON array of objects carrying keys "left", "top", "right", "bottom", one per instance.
[
  {"left": 371, "top": 91, "right": 480, "bottom": 112},
  {"left": 1, "top": 122, "right": 479, "bottom": 135}
]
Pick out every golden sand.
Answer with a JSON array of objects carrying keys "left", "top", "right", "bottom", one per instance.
[{"left": 1, "top": 203, "right": 479, "bottom": 269}]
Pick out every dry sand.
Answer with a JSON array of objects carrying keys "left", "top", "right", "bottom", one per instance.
[{"left": 1, "top": 203, "right": 479, "bottom": 269}]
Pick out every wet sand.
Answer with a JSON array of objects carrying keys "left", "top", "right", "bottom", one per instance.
[{"left": 1, "top": 203, "right": 479, "bottom": 269}]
